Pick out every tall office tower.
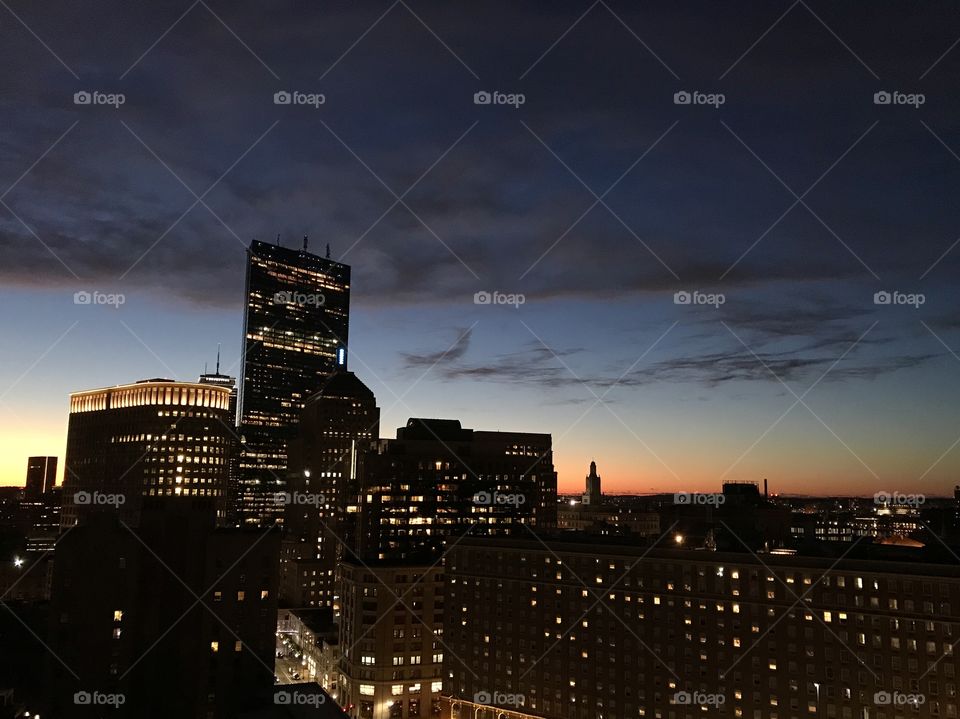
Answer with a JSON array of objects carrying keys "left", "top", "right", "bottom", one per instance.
[
  {"left": 48, "top": 498, "right": 280, "bottom": 719},
  {"left": 238, "top": 238, "right": 351, "bottom": 527},
  {"left": 580, "top": 459, "right": 601, "bottom": 505},
  {"left": 61, "top": 379, "right": 233, "bottom": 528},
  {"left": 24, "top": 456, "right": 57, "bottom": 499},
  {"left": 443, "top": 536, "right": 960, "bottom": 719},
  {"left": 281, "top": 370, "right": 380, "bottom": 608},
  {"left": 337, "top": 419, "right": 557, "bottom": 719},
  {"left": 200, "top": 350, "right": 241, "bottom": 526}
]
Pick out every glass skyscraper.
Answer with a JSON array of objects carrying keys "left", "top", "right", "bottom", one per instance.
[{"left": 238, "top": 238, "right": 350, "bottom": 526}]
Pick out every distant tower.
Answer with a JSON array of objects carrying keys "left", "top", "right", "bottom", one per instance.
[
  {"left": 582, "top": 460, "right": 602, "bottom": 505},
  {"left": 25, "top": 456, "right": 58, "bottom": 498}
]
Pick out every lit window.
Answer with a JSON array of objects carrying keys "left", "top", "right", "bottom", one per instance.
[
  {"left": 211, "top": 641, "right": 219, "bottom": 653},
  {"left": 113, "top": 610, "right": 123, "bottom": 622},
  {"left": 359, "top": 684, "right": 375, "bottom": 696}
]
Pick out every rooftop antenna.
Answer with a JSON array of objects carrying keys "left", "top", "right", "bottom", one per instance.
[
  {"left": 303, "top": 235, "right": 309, "bottom": 251},
  {"left": 326, "top": 243, "right": 331, "bottom": 259},
  {"left": 216, "top": 343, "right": 221, "bottom": 374}
]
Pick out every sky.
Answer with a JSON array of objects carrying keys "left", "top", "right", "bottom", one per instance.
[{"left": 2, "top": 0, "right": 960, "bottom": 496}]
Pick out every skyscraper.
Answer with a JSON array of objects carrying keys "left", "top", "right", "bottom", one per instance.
[
  {"left": 281, "top": 370, "right": 380, "bottom": 608},
  {"left": 238, "top": 238, "right": 351, "bottom": 527},
  {"left": 200, "top": 347, "right": 241, "bottom": 525},
  {"left": 24, "top": 456, "right": 57, "bottom": 498},
  {"left": 61, "top": 379, "right": 233, "bottom": 528}
]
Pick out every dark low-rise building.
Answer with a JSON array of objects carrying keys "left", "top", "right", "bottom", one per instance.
[{"left": 48, "top": 498, "right": 280, "bottom": 718}]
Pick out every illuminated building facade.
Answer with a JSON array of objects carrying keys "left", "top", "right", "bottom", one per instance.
[
  {"left": 336, "top": 419, "right": 557, "bottom": 719},
  {"left": 238, "top": 239, "right": 351, "bottom": 527},
  {"left": 61, "top": 379, "right": 233, "bottom": 527},
  {"left": 443, "top": 536, "right": 960, "bottom": 719},
  {"left": 338, "top": 560, "right": 445, "bottom": 719},
  {"left": 281, "top": 370, "right": 380, "bottom": 608},
  {"left": 354, "top": 419, "right": 557, "bottom": 560}
]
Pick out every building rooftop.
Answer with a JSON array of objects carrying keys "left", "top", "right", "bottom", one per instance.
[
  {"left": 454, "top": 534, "right": 960, "bottom": 577},
  {"left": 304, "top": 370, "right": 376, "bottom": 402}
]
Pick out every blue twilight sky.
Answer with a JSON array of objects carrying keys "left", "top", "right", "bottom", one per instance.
[{"left": 2, "top": 0, "right": 960, "bottom": 495}]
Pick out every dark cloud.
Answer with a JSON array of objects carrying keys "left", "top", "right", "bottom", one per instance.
[
  {"left": 401, "top": 317, "right": 940, "bottom": 392},
  {"left": 3, "top": 0, "right": 960, "bottom": 314}
]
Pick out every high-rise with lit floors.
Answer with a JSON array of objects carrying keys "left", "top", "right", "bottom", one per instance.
[
  {"left": 337, "top": 419, "right": 558, "bottom": 719},
  {"left": 61, "top": 378, "right": 233, "bottom": 528},
  {"left": 281, "top": 370, "right": 380, "bottom": 608},
  {"left": 238, "top": 238, "right": 351, "bottom": 527}
]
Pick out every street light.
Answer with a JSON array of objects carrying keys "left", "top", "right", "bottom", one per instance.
[{"left": 13, "top": 557, "right": 23, "bottom": 568}]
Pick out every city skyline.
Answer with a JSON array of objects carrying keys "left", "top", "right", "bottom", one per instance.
[{"left": 4, "top": 1, "right": 960, "bottom": 498}]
